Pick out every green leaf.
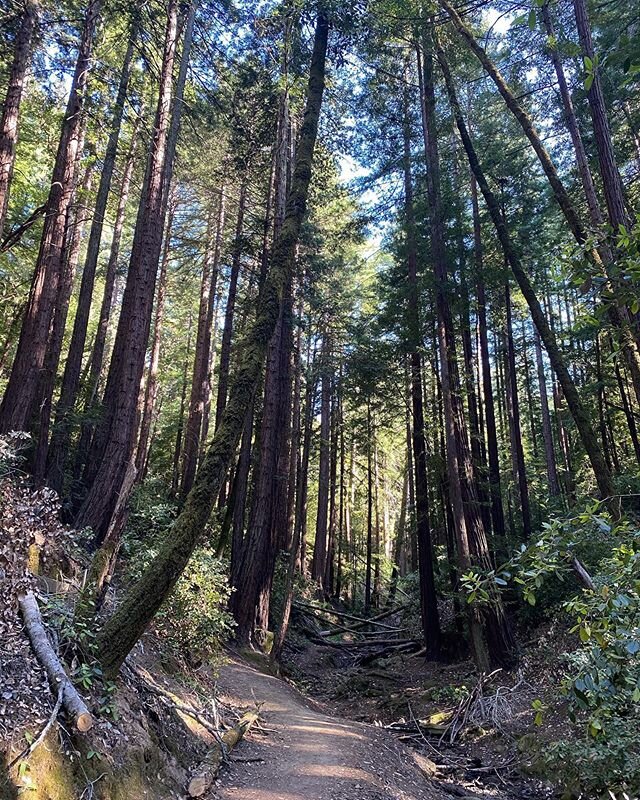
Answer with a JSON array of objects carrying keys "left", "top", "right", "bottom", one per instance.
[{"left": 528, "top": 9, "right": 536, "bottom": 30}]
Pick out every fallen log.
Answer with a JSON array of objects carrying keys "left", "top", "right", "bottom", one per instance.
[
  {"left": 188, "top": 709, "right": 260, "bottom": 797},
  {"left": 316, "top": 637, "right": 417, "bottom": 649},
  {"left": 294, "top": 601, "right": 408, "bottom": 631},
  {"left": 358, "top": 640, "right": 422, "bottom": 665},
  {"left": 19, "top": 591, "right": 94, "bottom": 732}
]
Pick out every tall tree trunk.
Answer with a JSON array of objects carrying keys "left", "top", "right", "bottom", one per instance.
[
  {"left": 504, "top": 280, "right": 532, "bottom": 538},
  {"left": 0, "top": 0, "right": 38, "bottom": 240},
  {"left": 436, "top": 39, "right": 616, "bottom": 504},
  {"left": 135, "top": 196, "right": 175, "bottom": 477},
  {"left": 76, "top": 0, "right": 190, "bottom": 539},
  {"left": 364, "top": 400, "right": 373, "bottom": 613},
  {"left": 46, "top": 26, "right": 137, "bottom": 488},
  {"left": 471, "top": 176, "right": 506, "bottom": 547},
  {"left": 421, "top": 26, "right": 515, "bottom": 670},
  {"left": 0, "top": 0, "right": 102, "bottom": 434},
  {"left": 540, "top": 2, "right": 605, "bottom": 230},
  {"left": 311, "top": 336, "right": 331, "bottom": 586},
  {"left": 32, "top": 147, "right": 95, "bottom": 480},
  {"left": 171, "top": 314, "right": 193, "bottom": 496},
  {"left": 440, "top": 0, "right": 640, "bottom": 405},
  {"left": 521, "top": 322, "right": 539, "bottom": 462},
  {"left": 572, "top": 0, "right": 630, "bottom": 233},
  {"left": 71, "top": 113, "right": 142, "bottom": 485},
  {"left": 231, "top": 136, "right": 296, "bottom": 641},
  {"left": 460, "top": 265, "right": 491, "bottom": 535},
  {"left": 95, "top": 10, "right": 328, "bottom": 676},
  {"left": 400, "top": 66, "right": 441, "bottom": 654},
  {"left": 294, "top": 351, "right": 317, "bottom": 575},
  {"left": 180, "top": 189, "right": 226, "bottom": 495},
  {"left": 214, "top": 180, "right": 247, "bottom": 432},
  {"left": 534, "top": 330, "right": 561, "bottom": 496}
]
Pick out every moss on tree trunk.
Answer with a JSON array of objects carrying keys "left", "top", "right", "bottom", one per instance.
[{"left": 95, "top": 12, "right": 330, "bottom": 677}]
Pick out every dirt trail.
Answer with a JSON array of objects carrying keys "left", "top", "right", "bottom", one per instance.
[{"left": 215, "top": 657, "right": 447, "bottom": 800}]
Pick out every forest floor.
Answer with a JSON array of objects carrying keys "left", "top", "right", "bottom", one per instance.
[
  {"left": 278, "top": 623, "right": 566, "bottom": 800},
  {"left": 215, "top": 655, "right": 446, "bottom": 800},
  {"left": 1, "top": 475, "right": 564, "bottom": 799}
]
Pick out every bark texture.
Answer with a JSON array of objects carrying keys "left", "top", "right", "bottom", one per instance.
[{"left": 95, "top": 12, "right": 329, "bottom": 676}]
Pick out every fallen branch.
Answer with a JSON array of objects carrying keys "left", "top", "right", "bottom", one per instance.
[
  {"left": 8, "top": 685, "right": 64, "bottom": 768},
  {"left": 19, "top": 591, "right": 93, "bottom": 732},
  {"left": 294, "top": 601, "right": 408, "bottom": 631},
  {"left": 188, "top": 708, "right": 260, "bottom": 797},
  {"left": 358, "top": 640, "right": 421, "bottom": 665},
  {"left": 571, "top": 556, "right": 595, "bottom": 591},
  {"left": 129, "top": 664, "right": 224, "bottom": 744}
]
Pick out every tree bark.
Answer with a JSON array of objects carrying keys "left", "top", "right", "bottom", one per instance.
[
  {"left": 534, "top": 330, "right": 561, "bottom": 496},
  {"left": 76, "top": 0, "right": 189, "bottom": 539},
  {"left": 401, "top": 65, "right": 441, "bottom": 654},
  {"left": 0, "top": 0, "right": 38, "bottom": 241},
  {"left": 32, "top": 148, "right": 95, "bottom": 480},
  {"left": 180, "top": 189, "right": 226, "bottom": 495},
  {"left": 213, "top": 181, "right": 246, "bottom": 433},
  {"left": 46, "top": 26, "right": 137, "bottom": 488},
  {"left": 471, "top": 176, "right": 506, "bottom": 544},
  {"left": 20, "top": 591, "right": 93, "bottom": 732},
  {"left": 541, "top": 2, "right": 605, "bottom": 230},
  {"left": 135, "top": 196, "right": 175, "bottom": 477},
  {"left": 572, "top": 0, "right": 630, "bottom": 233},
  {"left": 421, "top": 27, "right": 515, "bottom": 670},
  {"left": 70, "top": 112, "right": 142, "bottom": 485},
  {"left": 436, "top": 39, "right": 616, "bottom": 503},
  {"left": 311, "top": 336, "right": 331, "bottom": 585},
  {"left": 94, "top": 12, "right": 328, "bottom": 676},
  {"left": 0, "top": 0, "right": 102, "bottom": 434},
  {"left": 503, "top": 280, "right": 532, "bottom": 539}
]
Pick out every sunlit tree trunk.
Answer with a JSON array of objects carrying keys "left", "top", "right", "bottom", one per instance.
[
  {"left": 311, "top": 335, "right": 331, "bottom": 586},
  {"left": 534, "top": 330, "right": 561, "bottom": 496},
  {"left": 32, "top": 147, "right": 95, "bottom": 479},
  {"left": 71, "top": 114, "right": 142, "bottom": 485},
  {"left": 180, "top": 190, "right": 226, "bottom": 495},
  {"left": 504, "top": 280, "right": 531, "bottom": 539},
  {"left": 136, "top": 196, "right": 175, "bottom": 477},
  {"left": 422, "top": 26, "right": 516, "bottom": 669},
  {"left": 0, "top": 0, "right": 102, "bottom": 434},
  {"left": 401, "top": 65, "right": 441, "bottom": 653},
  {"left": 46, "top": 27, "right": 137, "bottom": 488},
  {"left": 76, "top": 0, "right": 190, "bottom": 540},
  {"left": 214, "top": 180, "right": 247, "bottom": 432},
  {"left": 471, "top": 176, "right": 506, "bottom": 543}
]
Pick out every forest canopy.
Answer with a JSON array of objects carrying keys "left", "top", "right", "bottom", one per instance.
[{"left": 0, "top": 0, "right": 639, "bottom": 796}]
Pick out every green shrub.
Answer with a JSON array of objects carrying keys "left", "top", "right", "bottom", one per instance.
[
  {"left": 459, "top": 504, "right": 640, "bottom": 797},
  {"left": 123, "top": 497, "right": 233, "bottom": 664},
  {"left": 153, "top": 548, "right": 235, "bottom": 664}
]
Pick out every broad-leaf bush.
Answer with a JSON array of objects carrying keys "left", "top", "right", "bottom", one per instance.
[{"left": 461, "top": 505, "right": 640, "bottom": 797}]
